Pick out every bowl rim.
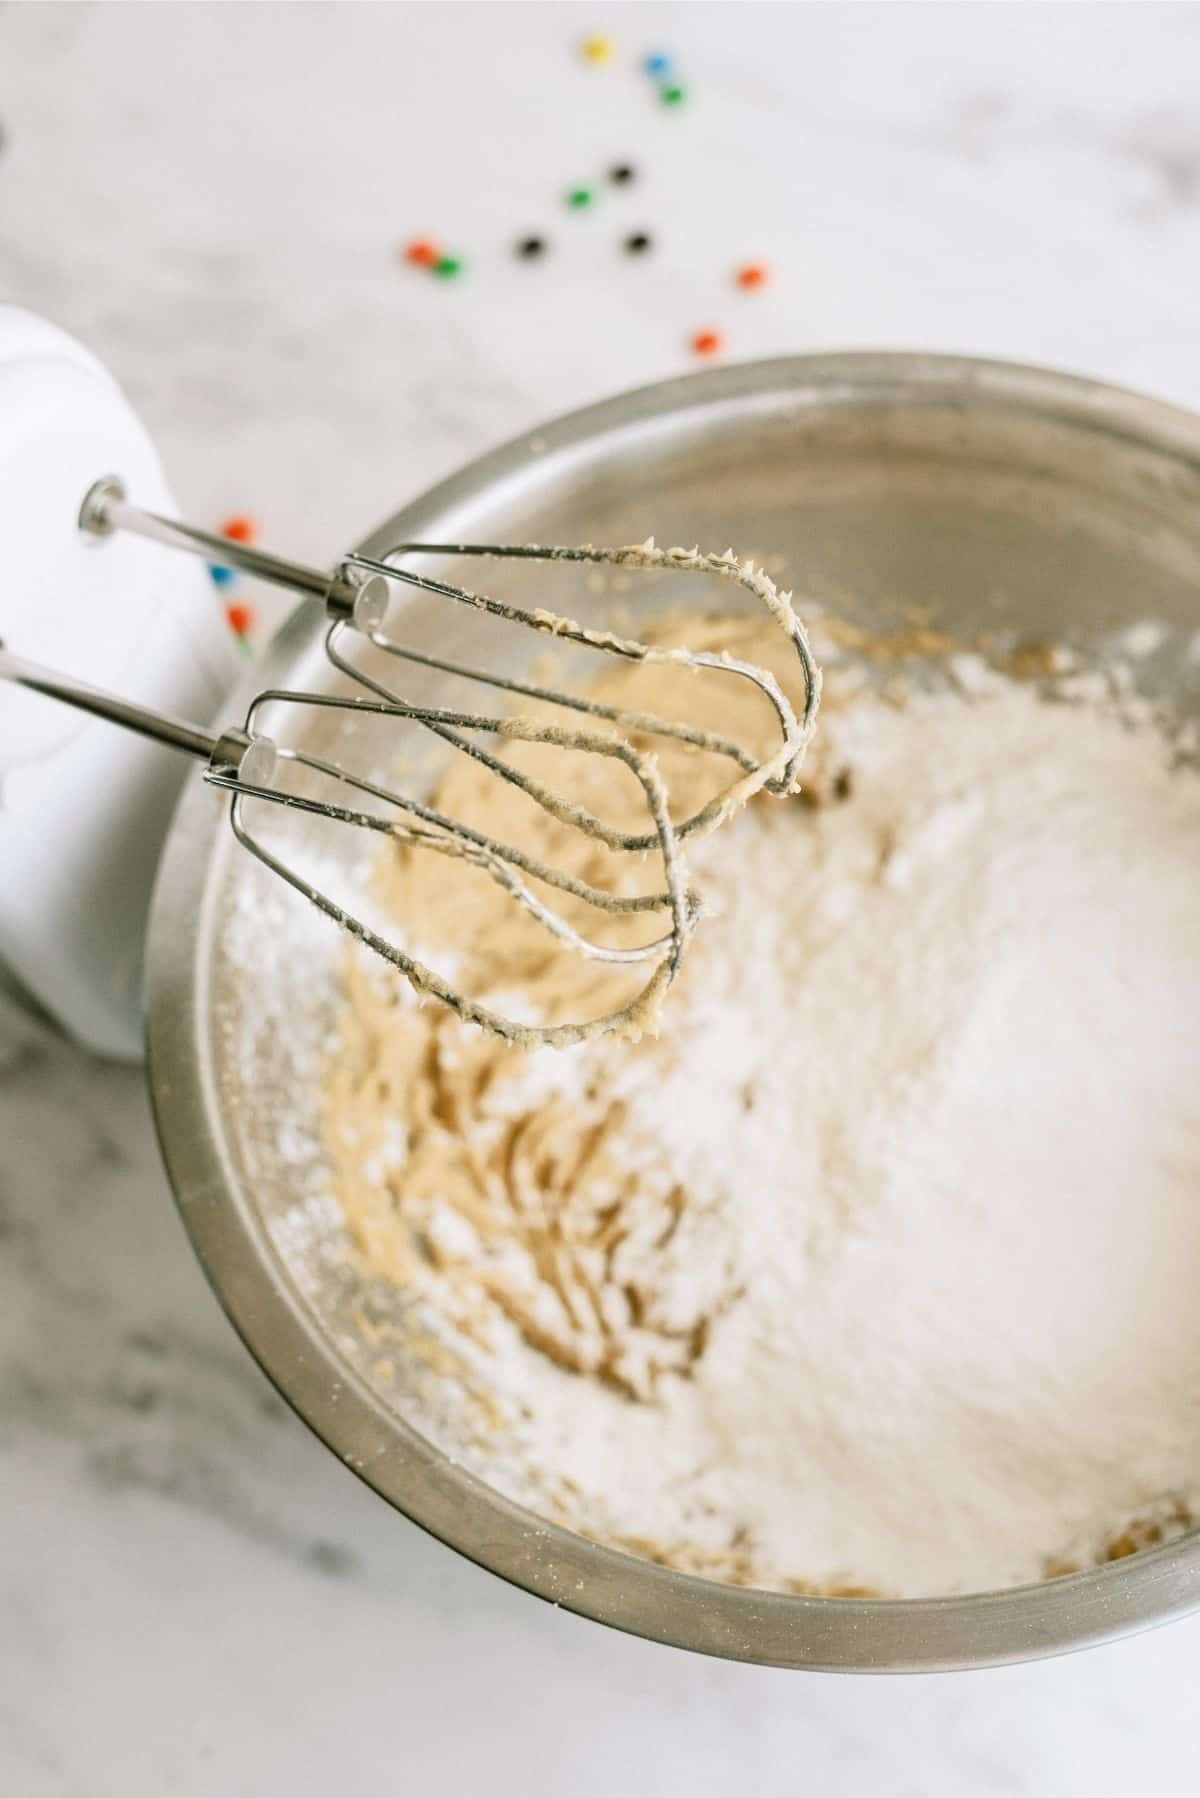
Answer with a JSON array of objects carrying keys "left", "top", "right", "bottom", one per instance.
[{"left": 147, "top": 350, "right": 1200, "bottom": 1671}]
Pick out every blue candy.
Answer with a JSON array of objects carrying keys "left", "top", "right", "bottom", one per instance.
[
  {"left": 643, "top": 52, "right": 672, "bottom": 77},
  {"left": 208, "top": 563, "right": 236, "bottom": 587}
]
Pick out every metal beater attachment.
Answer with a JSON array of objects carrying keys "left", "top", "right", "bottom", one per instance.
[{"left": 0, "top": 481, "right": 820, "bottom": 1045}]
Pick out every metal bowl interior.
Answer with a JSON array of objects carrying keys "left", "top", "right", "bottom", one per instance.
[{"left": 148, "top": 353, "right": 1200, "bottom": 1671}]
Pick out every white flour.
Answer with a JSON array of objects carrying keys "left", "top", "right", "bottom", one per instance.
[
  {"left": 241, "top": 650, "right": 1200, "bottom": 1598},
  {"left": 380, "top": 674, "right": 1200, "bottom": 1597}
]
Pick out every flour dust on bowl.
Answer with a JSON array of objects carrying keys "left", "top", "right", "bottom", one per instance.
[{"left": 149, "top": 355, "right": 1200, "bottom": 1671}]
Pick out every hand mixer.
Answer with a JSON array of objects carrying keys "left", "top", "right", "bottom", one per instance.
[{"left": 0, "top": 311, "right": 820, "bottom": 1048}]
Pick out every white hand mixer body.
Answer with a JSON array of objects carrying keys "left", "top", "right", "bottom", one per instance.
[{"left": 0, "top": 308, "right": 237, "bottom": 1058}]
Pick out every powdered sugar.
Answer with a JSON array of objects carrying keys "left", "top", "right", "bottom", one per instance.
[
  {"left": 225, "top": 636, "right": 1200, "bottom": 1599},
  {"left": 325, "top": 672, "right": 1200, "bottom": 1597}
]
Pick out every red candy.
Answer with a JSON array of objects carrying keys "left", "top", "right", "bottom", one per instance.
[
  {"left": 405, "top": 239, "right": 441, "bottom": 267},
  {"left": 691, "top": 329, "right": 724, "bottom": 357},
  {"left": 220, "top": 514, "right": 257, "bottom": 544},
  {"left": 225, "top": 601, "right": 257, "bottom": 638},
  {"left": 736, "top": 263, "right": 768, "bottom": 290}
]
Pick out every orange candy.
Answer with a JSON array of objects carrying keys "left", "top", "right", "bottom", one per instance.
[
  {"left": 405, "top": 239, "right": 441, "bottom": 267},
  {"left": 219, "top": 514, "right": 257, "bottom": 544},
  {"left": 225, "top": 601, "right": 257, "bottom": 638},
  {"left": 736, "top": 263, "right": 768, "bottom": 290},
  {"left": 691, "top": 329, "right": 724, "bottom": 357}
]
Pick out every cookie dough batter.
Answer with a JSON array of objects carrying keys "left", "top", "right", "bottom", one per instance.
[{"left": 322, "top": 615, "right": 1200, "bottom": 1597}]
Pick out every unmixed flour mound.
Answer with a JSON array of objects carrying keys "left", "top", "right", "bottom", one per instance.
[{"left": 319, "top": 616, "right": 1200, "bottom": 1598}]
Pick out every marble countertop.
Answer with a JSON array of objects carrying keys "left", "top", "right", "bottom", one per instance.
[{"left": 4, "top": 4, "right": 1200, "bottom": 1792}]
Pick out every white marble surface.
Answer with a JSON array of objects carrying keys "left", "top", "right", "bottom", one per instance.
[{"left": 3, "top": 3, "right": 1200, "bottom": 1791}]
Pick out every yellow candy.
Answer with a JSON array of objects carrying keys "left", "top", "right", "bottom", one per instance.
[{"left": 580, "top": 35, "right": 614, "bottom": 64}]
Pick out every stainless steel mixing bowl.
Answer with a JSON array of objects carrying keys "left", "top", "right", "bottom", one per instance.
[{"left": 147, "top": 353, "right": 1200, "bottom": 1671}]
